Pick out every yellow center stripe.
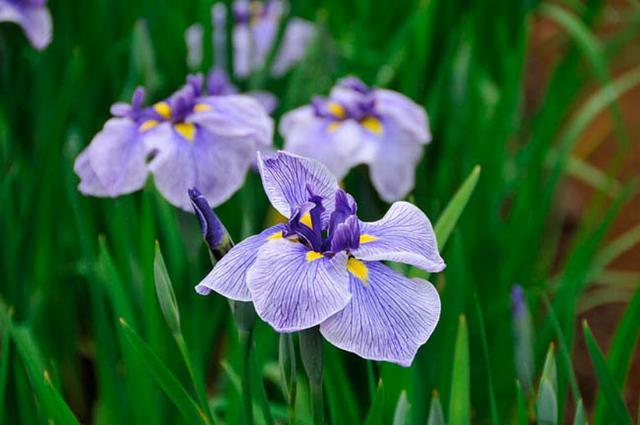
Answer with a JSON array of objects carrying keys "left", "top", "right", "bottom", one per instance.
[
  {"left": 359, "top": 234, "right": 378, "bottom": 244},
  {"left": 174, "top": 123, "right": 196, "bottom": 142},
  {"left": 361, "top": 116, "right": 383, "bottom": 135},
  {"left": 266, "top": 231, "right": 283, "bottom": 241},
  {"left": 347, "top": 258, "right": 368, "bottom": 283},
  {"left": 194, "top": 103, "right": 212, "bottom": 112},
  {"left": 327, "top": 121, "right": 341, "bottom": 133},
  {"left": 327, "top": 102, "right": 346, "bottom": 119},
  {"left": 139, "top": 120, "right": 159, "bottom": 132},
  {"left": 306, "top": 251, "right": 324, "bottom": 262},
  {"left": 153, "top": 102, "right": 172, "bottom": 120},
  {"left": 300, "top": 212, "right": 313, "bottom": 229}
]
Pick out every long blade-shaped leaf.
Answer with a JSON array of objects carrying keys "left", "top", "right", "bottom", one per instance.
[
  {"left": 449, "top": 315, "right": 470, "bottom": 425},
  {"left": 365, "top": 380, "right": 385, "bottom": 425}
]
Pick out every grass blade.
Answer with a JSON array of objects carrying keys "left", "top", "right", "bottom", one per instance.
[
  {"left": 392, "top": 391, "right": 410, "bottom": 425},
  {"left": 474, "top": 295, "right": 499, "bottom": 425},
  {"left": 583, "top": 321, "right": 632, "bottom": 425},
  {"left": 449, "top": 315, "right": 470, "bottom": 425},
  {"left": 573, "top": 399, "right": 586, "bottom": 425},
  {"left": 153, "top": 242, "right": 181, "bottom": 335},
  {"left": 365, "top": 379, "right": 385, "bottom": 425}
]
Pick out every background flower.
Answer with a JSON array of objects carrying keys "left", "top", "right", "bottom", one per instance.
[{"left": 0, "top": 0, "right": 51, "bottom": 50}]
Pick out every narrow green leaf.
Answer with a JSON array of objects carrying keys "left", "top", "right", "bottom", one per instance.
[
  {"left": 541, "top": 344, "right": 558, "bottom": 393},
  {"left": 474, "top": 296, "right": 499, "bottom": 425},
  {"left": 449, "top": 315, "right": 470, "bottom": 425},
  {"left": 0, "top": 325, "right": 10, "bottom": 425},
  {"left": 153, "top": 242, "right": 181, "bottom": 335},
  {"left": 392, "top": 391, "right": 410, "bottom": 425},
  {"left": 365, "top": 380, "right": 385, "bottom": 425},
  {"left": 118, "top": 318, "right": 210, "bottom": 425},
  {"left": 537, "top": 378, "right": 558, "bottom": 425},
  {"left": 594, "top": 287, "right": 640, "bottom": 424},
  {"left": 516, "top": 381, "right": 528, "bottom": 425},
  {"left": 583, "top": 321, "right": 632, "bottom": 425},
  {"left": 427, "top": 391, "right": 445, "bottom": 425},
  {"left": 434, "top": 165, "right": 481, "bottom": 249},
  {"left": 573, "top": 399, "right": 586, "bottom": 425}
]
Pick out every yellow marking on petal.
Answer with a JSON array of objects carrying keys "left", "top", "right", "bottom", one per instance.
[
  {"left": 267, "top": 231, "right": 283, "bottom": 241},
  {"left": 347, "top": 258, "right": 368, "bottom": 283},
  {"left": 153, "top": 101, "right": 172, "bottom": 120},
  {"left": 174, "top": 123, "right": 196, "bottom": 142},
  {"left": 327, "top": 102, "right": 346, "bottom": 119},
  {"left": 139, "top": 119, "right": 159, "bottom": 132},
  {"left": 194, "top": 103, "right": 212, "bottom": 113},
  {"left": 327, "top": 121, "right": 341, "bottom": 133},
  {"left": 306, "top": 251, "right": 324, "bottom": 262},
  {"left": 359, "top": 234, "right": 378, "bottom": 244},
  {"left": 300, "top": 212, "right": 313, "bottom": 229},
  {"left": 361, "top": 116, "right": 383, "bottom": 135}
]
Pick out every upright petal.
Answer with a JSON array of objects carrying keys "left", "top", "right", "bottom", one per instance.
[
  {"left": 191, "top": 94, "right": 273, "bottom": 147},
  {"left": 257, "top": 151, "right": 339, "bottom": 220},
  {"left": 280, "top": 106, "right": 366, "bottom": 179},
  {"left": 232, "top": 24, "right": 253, "bottom": 78},
  {"left": 73, "top": 118, "right": 148, "bottom": 197},
  {"left": 0, "top": 2, "right": 52, "bottom": 50},
  {"left": 352, "top": 202, "right": 445, "bottom": 272},
  {"left": 374, "top": 89, "right": 430, "bottom": 143},
  {"left": 271, "top": 18, "right": 315, "bottom": 77},
  {"left": 367, "top": 119, "right": 425, "bottom": 202},
  {"left": 320, "top": 261, "right": 440, "bottom": 366},
  {"left": 195, "top": 224, "right": 285, "bottom": 300},
  {"left": 247, "top": 239, "right": 351, "bottom": 332}
]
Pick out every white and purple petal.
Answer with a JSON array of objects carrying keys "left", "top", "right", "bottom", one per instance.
[
  {"left": 247, "top": 238, "right": 351, "bottom": 332},
  {"left": 73, "top": 118, "right": 149, "bottom": 197},
  {"left": 352, "top": 201, "right": 445, "bottom": 272},
  {"left": 195, "top": 224, "right": 285, "bottom": 300},
  {"left": 320, "top": 261, "right": 440, "bottom": 367},
  {"left": 257, "top": 151, "right": 339, "bottom": 220},
  {"left": 374, "top": 89, "right": 430, "bottom": 143},
  {"left": 0, "top": 0, "right": 52, "bottom": 50},
  {"left": 271, "top": 17, "right": 315, "bottom": 77}
]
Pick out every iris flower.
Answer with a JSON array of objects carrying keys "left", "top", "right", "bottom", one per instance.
[
  {"left": 196, "top": 151, "right": 443, "bottom": 366},
  {"left": 0, "top": 0, "right": 52, "bottom": 50},
  {"left": 281, "top": 76, "right": 432, "bottom": 203},
  {"left": 232, "top": 0, "right": 315, "bottom": 78},
  {"left": 74, "top": 74, "right": 273, "bottom": 210}
]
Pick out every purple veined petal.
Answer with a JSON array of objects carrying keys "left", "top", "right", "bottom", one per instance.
[
  {"left": 320, "top": 261, "right": 440, "bottom": 367},
  {"left": 232, "top": 23, "right": 253, "bottom": 78},
  {"left": 250, "top": 15, "right": 277, "bottom": 71},
  {"left": 257, "top": 150, "right": 339, "bottom": 222},
  {"left": 246, "top": 238, "right": 351, "bottom": 332},
  {"left": 73, "top": 118, "right": 149, "bottom": 197},
  {"left": 145, "top": 121, "right": 256, "bottom": 210},
  {"left": 374, "top": 89, "right": 431, "bottom": 143},
  {"left": 352, "top": 201, "right": 445, "bottom": 272},
  {"left": 195, "top": 224, "right": 285, "bottom": 300},
  {"left": 246, "top": 90, "right": 278, "bottom": 114},
  {"left": 280, "top": 106, "right": 369, "bottom": 180},
  {"left": 190, "top": 94, "right": 274, "bottom": 147},
  {"left": 366, "top": 118, "right": 425, "bottom": 202},
  {"left": 271, "top": 17, "right": 315, "bottom": 77},
  {"left": 0, "top": 0, "right": 52, "bottom": 50}
]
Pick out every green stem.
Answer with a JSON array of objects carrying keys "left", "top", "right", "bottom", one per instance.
[
  {"left": 310, "top": 380, "right": 324, "bottom": 425},
  {"left": 299, "top": 327, "right": 324, "bottom": 425},
  {"left": 239, "top": 328, "right": 254, "bottom": 425}
]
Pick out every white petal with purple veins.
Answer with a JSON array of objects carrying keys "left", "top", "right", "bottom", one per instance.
[
  {"left": 320, "top": 261, "right": 440, "bottom": 367},
  {"left": 195, "top": 224, "right": 285, "bottom": 300},
  {"left": 353, "top": 201, "right": 445, "bottom": 272},
  {"left": 271, "top": 18, "right": 315, "bottom": 77},
  {"left": 374, "top": 89, "right": 431, "bottom": 143},
  {"left": 247, "top": 239, "right": 351, "bottom": 332}
]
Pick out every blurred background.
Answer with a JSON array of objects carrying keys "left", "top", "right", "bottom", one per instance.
[{"left": 0, "top": 0, "right": 639, "bottom": 424}]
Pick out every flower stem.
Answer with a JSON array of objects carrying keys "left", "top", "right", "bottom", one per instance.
[
  {"left": 238, "top": 327, "right": 254, "bottom": 425},
  {"left": 299, "top": 327, "right": 324, "bottom": 425},
  {"left": 279, "top": 333, "right": 297, "bottom": 425}
]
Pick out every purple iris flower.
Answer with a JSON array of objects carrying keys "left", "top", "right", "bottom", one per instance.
[
  {"left": 196, "top": 151, "right": 444, "bottom": 366},
  {"left": 232, "top": 0, "right": 315, "bottom": 78},
  {"left": 281, "top": 76, "right": 432, "bottom": 203},
  {"left": 0, "top": 0, "right": 52, "bottom": 50},
  {"left": 74, "top": 74, "right": 273, "bottom": 211}
]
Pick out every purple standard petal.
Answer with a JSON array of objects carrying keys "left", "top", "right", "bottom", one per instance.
[
  {"left": 367, "top": 119, "right": 425, "bottom": 202},
  {"left": 320, "top": 261, "right": 440, "bottom": 367},
  {"left": 191, "top": 94, "right": 273, "bottom": 147},
  {"left": 352, "top": 201, "right": 445, "bottom": 272},
  {"left": 257, "top": 151, "right": 339, "bottom": 220},
  {"left": 247, "top": 238, "right": 351, "bottom": 332},
  {"left": 374, "top": 89, "right": 431, "bottom": 143},
  {"left": 196, "top": 224, "right": 285, "bottom": 299},
  {"left": 280, "top": 106, "right": 368, "bottom": 179},
  {"left": 185, "top": 23, "right": 204, "bottom": 70},
  {"left": 189, "top": 187, "right": 232, "bottom": 259},
  {"left": 73, "top": 118, "right": 148, "bottom": 197},
  {"left": 271, "top": 17, "right": 315, "bottom": 77},
  {"left": 0, "top": 0, "right": 52, "bottom": 50},
  {"left": 232, "top": 23, "right": 253, "bottom": 78},
  {"left": 145, "top": 122, "right": 256, "bottom": 210}
]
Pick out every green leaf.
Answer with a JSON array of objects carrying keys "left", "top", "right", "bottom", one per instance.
[
  {"left": 449, "top": 315, "right": 470, "bottom": 425},
  {"left": 0, "top": 324, "right": 10, "bottom": 425},
  {"left": 573, "top": 399, "right": 587, "bottom": 425},
  {"left": 392, "top": 391, "right": 410, "bottom": 425},
  {"left": 537, "top": 378, "right": 558, "bottom": 425},
  {"left": 516, "top": 381, "right": 528, "bottom": 425},
  {"left": 474, "top": 296, "right": 499, "bottom": 425},
  {"left": 365, "top": 380, "right": 385, "bottom": 425},
  {"left": 118, "top": 318, "right": 210, "bottom": 425},
  {"left": 541, "top": 344, "right": 557, "bottom": 392},
  {"left": 594, "top": 287, "right": 640, "bottom": 424},
  {"left": 434, "top": 165, "right": 481, "bottom": 250},
  {"left": 427, "top": 391, "right": 445, "bottom": 425},
  {"left": 583, "top": 321, "right": 632, "bottom": 425},
  {"left": 153, "top": 242, "right": 181, "bottom": 335}
]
